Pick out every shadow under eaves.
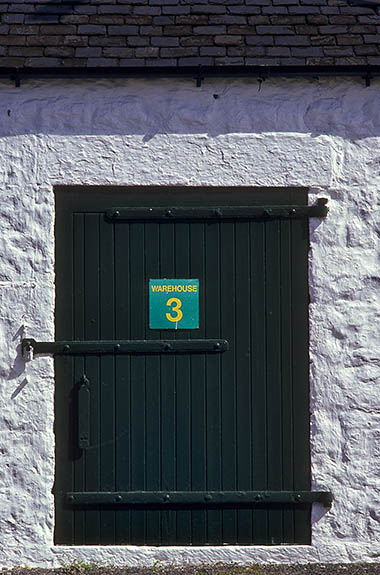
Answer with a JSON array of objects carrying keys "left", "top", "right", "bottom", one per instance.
[{"left": 0, "top": 76, "right": 379, "bottom": 139}]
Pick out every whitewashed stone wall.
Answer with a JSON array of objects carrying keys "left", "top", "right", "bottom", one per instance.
[{"left": 0, "top": 76, "right": 379, "bottom": 567}]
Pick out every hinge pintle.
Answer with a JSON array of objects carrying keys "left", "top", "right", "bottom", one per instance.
[{"left": 22, "top": 339, "right": 34, "bottom": 362}]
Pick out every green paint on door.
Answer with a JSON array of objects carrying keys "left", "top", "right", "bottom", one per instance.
[
  {"left": 149, "top": 278, "right": 199, "bottom": 329},
  {"left": 54, "top": 187, "right": 312, "bottom": 546}
]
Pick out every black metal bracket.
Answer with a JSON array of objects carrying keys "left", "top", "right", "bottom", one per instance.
[
  {"left": 10, "top": 70, "right": 21, "bottom": 88},
  {"left": 194, "top": 65, "right": 204, "bottom": 87},
  {"left": 106, "top": 198, "right": 328, "bottom": 222},
  {"left": 22, "top": 338, "right": 228, "bottom": 357},
  {"left": 65, "top": 490, "right": 333, "bottom": 508},
  {"left": 363, "top": 67, "right": 373, "bottom": 88}
]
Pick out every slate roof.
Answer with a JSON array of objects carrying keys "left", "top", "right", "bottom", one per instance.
[{"left": 0, "top": 0, "right": 380, "bottom": 68}]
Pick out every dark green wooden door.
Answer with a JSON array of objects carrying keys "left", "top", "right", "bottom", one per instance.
[{"left": 55, "top": 187, "right": 311, "bottom": 545}]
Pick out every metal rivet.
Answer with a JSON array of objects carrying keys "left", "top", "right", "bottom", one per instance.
[
  {"left": 295, "top": 494, "right": 302, "bottom": 502},
  {"left": 166, "top": 210, "right": 173, "bottom": 217},
  {"left": 63, "top": 345, "right": 70, "bottom": 353},
  {"left": 214, "top": 342, "right": 221, "bottom": 350},
  {"left": 113, "top": 210, "right": 120, "bottom": 219},
  {"left": 289, "top": 208, "right": 296, "bottom": 216},
  {"left": 263, "top": 209, "right": 272, "bottom": 217},
  {"left": 255, "top": 494, "right": 262, "bottom": 502},
  {"left": 114, "top": 344, "right": 120, "bottom": 351},
  {"left": 214, "top": 208, "right": 222, "bottom": 217},
  {"left": 67, "top": 495, "right": 74, "bottom": 502},
  {"left": 115, "top": 495, "right": 122, "bottom": 502},
  {"left": 163, "top": 343, "right": 172, "bottom": 351},
  {"left": 163, "top": 494, "right": 170, "bottom": 501},
  {"left": 204, "top": 494, "right": 212, "bottom": 502}
]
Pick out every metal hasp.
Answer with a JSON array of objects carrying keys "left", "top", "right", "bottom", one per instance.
[
  {"left": 78, "top": 375, "right": 90, "bottom": 449},
  {"left": 66, "top": 490, "right": 333, "bottom": 508},
  {"left": 105, "top": 198, "right": 328, "bottom": 222},
  {"left": 21, "top": 338, "right": 228, "bottom": 356}
]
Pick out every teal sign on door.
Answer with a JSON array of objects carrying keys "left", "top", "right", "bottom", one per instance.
[{"left": 149, "top": 278, "right": 199, "bottom": 329}]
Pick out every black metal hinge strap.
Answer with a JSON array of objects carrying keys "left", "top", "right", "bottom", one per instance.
[
  {"left": 65, "top": 490, "right": 333, "bottom": 508},
  {"left": 22, "top": 338, "right": 228, "bottom": 357},
  {"left": 105, "top": 198, "right": 328, "bottom": 222}
]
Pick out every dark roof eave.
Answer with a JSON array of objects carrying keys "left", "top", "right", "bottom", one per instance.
[{"left": 1, "top": 64, "right": 379, "bottom": 87}]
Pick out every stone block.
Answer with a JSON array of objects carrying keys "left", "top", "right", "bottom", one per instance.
[
  {"left": 25, "top": 56, "right": 61, "bottom": 66},
  {"left": 274, "top": 35, "right": 311, "bottom": 45},
  {"left": 102, "top": 47, "right": 134, "bottom": 57},
  {"left": 108, "top": 25, "right": 139, "bottom": 35},
  {"left": 200, "top": 46, "right": 226, "bottom": 56},
  {"left": 246, "top": 34, "right": 274, "bottom": 45},
  {"left": 176, "top": 15, "right": 207, "bottom": 25},
  {"left": 256, "top": 25, "right": 295, "bottom": 34},
  {"left": 178, "top": 56, "right": 214, "bottom": 65},
  {"left": 180, "top": 35, "right": 214, "bottom": 46},
  {"left": 163, "top": 25, "right": 191, "bottom": 34},
  {"left": 160, "top": 46, "right": 198, "bottom": 57},
  {"left": 140, "top": 25, "right": 163, "bottom": 35},
  {"left": 337, "top": 35, "right": 363, "bottom": 46},
  {"left": 152, "top": 36, "right": 179, "bottom": 47},
  {"left": 9, "top": 46, "right": 43, "bottom": 56},
  {"left": 75, "top": 46, "right": 102, "bottom": 57},
  {"left": 193, "top": 25, "right": 226, "bottom": 34},
  {"left": 27, "top": 34, "right": 62, "bottom": 46},
  {"left": 77, "top": 25, "right": 107, "bottom": 35},
  {"left": 214, "top": 34, "right": 244, "bottom": 45},
  {"left": 89, "top": 36, "right": 126, "bottom": 46},
  {"left": 135, "top": 46, "right": 160, "bottom": 57},
  {"left": 9, "top": 25, "right": 38, "bottom": 35}
]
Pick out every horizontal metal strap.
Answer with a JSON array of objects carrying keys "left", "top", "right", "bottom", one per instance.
[
  {"left": 22, "top": 338, "right": 228, "bottom": 356},
  {"left": 65, "top": 490, "right": 333, "bottom": 508},
  {"left": 105, "top": 199, "right": 328, "bottom": 222}
]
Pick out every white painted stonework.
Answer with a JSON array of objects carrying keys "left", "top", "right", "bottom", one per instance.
[{"left": 0, "top": 76, "right": 379, "bottom": 567}]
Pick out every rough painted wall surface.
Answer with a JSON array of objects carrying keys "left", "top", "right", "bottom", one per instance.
[{"left": 0, "top": 76, "right": 379, "bottom": 567}]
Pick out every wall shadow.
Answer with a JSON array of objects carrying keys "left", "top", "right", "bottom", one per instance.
[{"left": 0, "top": 76, "right": 379, "bottom": 140}]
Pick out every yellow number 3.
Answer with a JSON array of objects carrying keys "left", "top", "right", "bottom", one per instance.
[{"left": 166, "top": 297, "right": 183, "bottom": 323}]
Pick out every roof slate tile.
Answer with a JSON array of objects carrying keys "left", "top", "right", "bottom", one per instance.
[{"left": 0, "top": 0, "right": 379, "bottom": 67}]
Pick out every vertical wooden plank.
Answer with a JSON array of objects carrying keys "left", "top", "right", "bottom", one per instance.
[
  {"left": 144, "top": 221, "right": 161, "bottom": 545},
  {"left": 205, "top": 221, "right": 222, "bottom": 545},
  {"left": 99, "top": 217, "right": 116, "bottom": 543},
  {"left": 129, "top": 222, "right": 146, "bottom": 543},
  {"left": 83, "top": 214, "right": 101, "bottom": 544},
  {"left": 174, "top": 222, "right": 192, "bottom": 544},
  {"left": 292, "top": 219, "right": 311, "bottom": 544},
  {"left": 54, "top": 205, "right": 74, "bottom": 544},
  {"left": 73, "top": 214, "right": 85, "bottom": 544},
  {"left": 235, "top": 221, "right": 253, "bottom": 544},
  {"left": 250, "top": 220, "right": 268, "bottom": 544},
  {"left": 280, "top": 220, "right": 295, "bottom": 544},
  {"left": 265, "top": 219, "right": 283, "bottom": 545},
  {"left": 189, "top": 222, "right": 207, "bottom": 545},
  {"left": 114, "top": 221, "right": 131, "bottom": 543},
  {"left": 159, "top": 222, "right": 177, "bottom": 544},
  {"left": 220, "top": 221, "right": 237, "bottom": 544}
]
